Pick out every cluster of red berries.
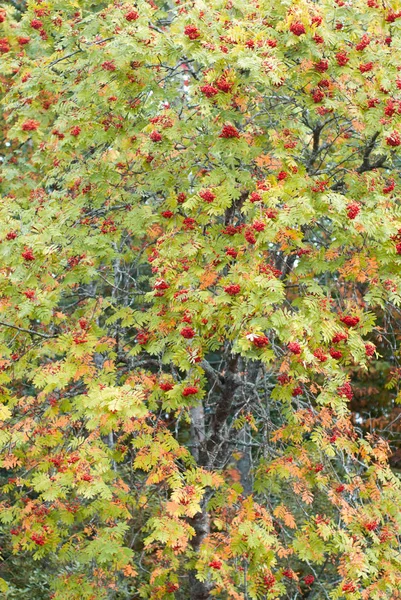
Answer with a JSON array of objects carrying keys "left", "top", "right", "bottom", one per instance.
[
  {"left": 23, "top": 289, "right": 35, "bottom": 300},
  {"left": 346, "top": 202, "right": 360, "bottom": 219},
  {"left": 314, "top": 59, "right": 329, "bottom": 72},
  {"left": 342, "top": 582, "right": 357, "bottom": 593},
  {"left": 182, "top": 386, "right": 199, "bottom": 396},
  {"left": 290, "top": 22, "right": 306, "bottom": 36},
  {"left": 332, "top": 331, "right": 348, "bottom": 343},
  {"left": 199, "top": 189, "right": 216, "bottom": 203},
  {"left": 22, "top": 248, "right": 35, "bottom": 261},
  {"left": 0, "top": 37, "right": 10, "bottom": 53},
  {"left": 252, "top": 335, "right": 269, "bottom": 348},
  {"left": 365, "top": 343, "right": 375, "bottom": 357},
  {"left": 245, "top": 229, "right": 256, "bottom": 245},
  {"left": 337, "top": 381, "right": 353, "bottom": 400},
  {"left": 160, "top": 381, "right": 174, "bottom": 392},
  {"left": 181, "top": 327, "right": 195, "bottom": 339},
  {"left": 225, "top": 247, "right": 238, "bottom": 258},
  {"left": 31, "top": 533, "right": 46, "bottom": 546},
  {"left": 200, "top": 84, "right": 219, "bottom": 98},
  {"left": 359, "top": 62, "right": 373, "bottom": 73},
  {"left": 263, "top": 574, "right": 276, "bottom": 589},
  {"left": 184, "top": 25, "right": 200, "bottom": 40},
  {"left": 356, "top": 34, "right": 370, "bottom": 51},
  {"left": 364, "top": 520, "right": 379, "bottom": 531},
  {"left": 303, "top": 574, "right": 315, "bottom": 586},
  {"left": 150, "top": 130, "right": 162, "bottom": 142},
  {"left": 249, "top": 191, "right": 262, "bottom": 203},
  {"left": 125, "top": 10, "right": 139, "bottom": 21},
  {"left": 71, "top": 126, "right": 81, "bottom": 136},
  {"left": 224, "top": 284, "right": 241, "bottom": 296},
  {"left": 22, "top": 119, "right": 40, "bottom": 132},
  {"left": 313, "top": 348, "right": 327, "bottom": 362},
  {"left": 288, "top": 342, "right": 302, "bottom": 355},
  {"left": 136, "top": 331, "right": 150, "bottom": 345},
  {"left": 386, "top": 131, "right": 401, "bottom": 147},
  {"left": 340, "top": 315, "right": 360, "bottom": 327},
  {"left": 101, "top": 61, "right": 116, "bottom": 71},
  {"left": 208, "top": 559, "right": 222, "bottom": 569},
  {"left": 154, "top": 280, "right": 169, "bottom": 291},
  {"left": 336, "top": 51, "right": 349, "bottom": 66},
  {"left": 312, "top": 89, "right": 325, "bottom": 103},
  {"left": 219, "top": 124, "right": 240, "bottom": 138}
]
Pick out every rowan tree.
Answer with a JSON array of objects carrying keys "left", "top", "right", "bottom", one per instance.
[{"left": 1, "top": 1, "right": 401, "bottom": 599}]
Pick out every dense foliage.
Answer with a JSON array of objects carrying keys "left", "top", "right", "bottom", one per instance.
[{"left": 1, "top": 1, "right": 401, "bottom": 598}]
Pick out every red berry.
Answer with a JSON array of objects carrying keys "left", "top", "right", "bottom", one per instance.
[
  {"left": 329, "top": 348, "right": 342, "bottom": 359},
  {"left": 209, "top": 559, "right": 222, "bottom": 569},
  {"left": 249, "top": 191, "right": 262, "bottom": 203},
  {"left": 303, "top": 574, "right": 315, "bottom": 586},
  {"left": 70, "top": 126, "right": 81, "bottom": 136}
]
